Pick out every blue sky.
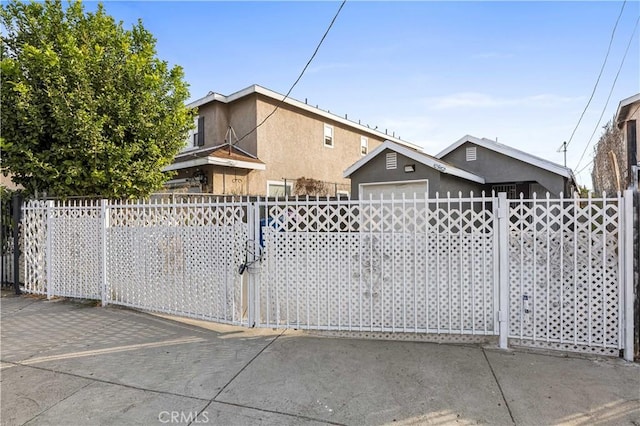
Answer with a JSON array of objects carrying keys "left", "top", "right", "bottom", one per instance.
[{"left": 91, "top": 1, "right": 639, "bottom": 188}]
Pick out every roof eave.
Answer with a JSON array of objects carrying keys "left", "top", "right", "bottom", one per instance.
[
  {"left": 187, "top": 85, "right": 421, "bottom": 150},
  {"left": 436, "top": 135, "right": 573, "bottom": 179},
  {"left": 344, "top": 140, "right": 485, "bottom": 184}
]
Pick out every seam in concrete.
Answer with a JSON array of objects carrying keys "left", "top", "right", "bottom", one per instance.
[
  {"left": 482, "top": 347, "right": 516, "bottom": 425},
  {"left": 189, "top": 330, "right": 286, "bottom": 426},
  {"left": 193, "top": 329, "right": 345, "bottom": 426},
  {"left": 212, "top": 329, "right": 286, "bottom": 401},
  {"left": 19, "top": 379, "right": 93, "bottom": 425},
  {"left": 0, "top": 360, "right": 211, "bottom": 402}
]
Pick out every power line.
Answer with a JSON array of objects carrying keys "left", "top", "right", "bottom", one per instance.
[
  {"left": 235, "top": 0, "right": 348, "bottom": 145},
  {"left": 574, "top": 14, "right": 639, "bottom": 172},
  {"left": 565, "top": 0, "right": 627, "bottom": 149},
  {"left": 575, "top": 159, "right": 594, "bottom": 176}
]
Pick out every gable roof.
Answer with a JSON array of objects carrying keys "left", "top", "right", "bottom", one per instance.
[
  {"left": 187, "top": 85, "right": 421, "bottom": 151},
  {"left": 343, "top": 140, "right": 485, "bottom": 184},
  {"left": 435, "top": 135, "right": 575, "bottom": 180},
  {"left": 615, "top": 93, "right": 640, "bottom": 128}
]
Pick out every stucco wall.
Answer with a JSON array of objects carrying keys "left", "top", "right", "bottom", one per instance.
[
  {"left": 441, "top": 142, "right": 567, "bottom": 197},
  {"left": 246, "top": 94, "right": 388, "bottom": 196},
  {"left": 194, "top": 99, "right": 258, "bottom": 156}
]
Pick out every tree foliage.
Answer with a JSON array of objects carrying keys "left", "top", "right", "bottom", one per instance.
[{"left": 0, "top": 0, "right": 194, "bottom": 198}]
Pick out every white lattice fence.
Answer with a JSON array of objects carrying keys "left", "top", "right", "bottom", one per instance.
[
  {"left": 258, "top": 196, "right": 497, "bottom": 335},
  {"left": 105, "top": 199, "right": 249, "bottom": 325},
  {"left": 22, "top": 200, "right": 48, "bottom": 295},
  {"left": 507, "top": 194, "right": 623, "bottom": 355},
  {"left": 49, "top": 200, "right": 103, "bottom": 299}
]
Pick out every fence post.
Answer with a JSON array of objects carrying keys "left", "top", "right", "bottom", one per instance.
[
  {"left": 497, "top": 192, "right": 509, "bottom": 349},
  {"left": 101, "top": 199, "right": 109, "bottom": 307},
  {"left": 45, "top": 200, "right": 54, "bottom": 299},
  {"left": 623, "top": 189, "right": 634, "bottom": 361},
  {"left": 252, "top": 197, "right": 261, "bottom": 327},
  {"left": 12, "top": 193, "right": 23, "bottom": 294},
  {"left": 245, "top": 200, "right": 254, "bottom": 327}
]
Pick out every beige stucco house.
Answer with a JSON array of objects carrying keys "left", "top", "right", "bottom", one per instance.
[{"left": 164, "top": 85, "right": 419, "bottom": 196}]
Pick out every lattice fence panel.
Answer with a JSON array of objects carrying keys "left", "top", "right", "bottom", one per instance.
[
  {"left": 22, "top": 200, "right": 48, "bottom": 295},
  {"left": 106, "top": 201, "right": 248, "bottom": 325},
  {"left": 508, "top": 196, "right": 622, "bottom": 355},
  {"left": 49, "top": 201, "right": 102, "bottom": 299},
  {"left": 258, "top": 197, "right": 496, "bottom": 335}
]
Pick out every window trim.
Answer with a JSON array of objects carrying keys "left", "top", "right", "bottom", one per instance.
[
  {"left": 360, "top": 136, "right": 368, "bottom": 156},
  {"left": 323, "top": 124, "right": 334, "bottom": 148},
  {"left": 267, "top": 180, "right": 293, "bottom": 197}
]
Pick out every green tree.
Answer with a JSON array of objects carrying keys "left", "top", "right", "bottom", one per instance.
[{"left": 1, "top": 0, "right": 194, "bottom": 198}]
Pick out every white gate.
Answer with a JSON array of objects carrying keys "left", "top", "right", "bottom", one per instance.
[
  {"left": 257, "top": 194, "right": 497, "bottom": 336},
  {"left": 507, "top": 193, "right": 628, "bottom": 356},
  {"left": 21, "top": 198, "right": 249, "bottom": 326}
]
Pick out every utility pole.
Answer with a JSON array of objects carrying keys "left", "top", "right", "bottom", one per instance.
[{"left": 557, "top": 141, "right": 567, "bottom": 167}]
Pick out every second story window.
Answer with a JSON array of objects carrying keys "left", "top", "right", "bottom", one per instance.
[
  {"left": 324, "top": 124, "right": 334, "bottom": 148},
  {"left": 361, "top": 136, "right": 368, "bottom": 155},
  {"left": 192, "top": 116, "right": 205, "bottom": 147},
  {"left": 192, "top": 117, "right": 199, "bottom": 147}
]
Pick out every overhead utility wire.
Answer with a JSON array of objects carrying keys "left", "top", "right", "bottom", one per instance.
[
  {"left": 565, "top": 0, "right": 627, "bottom": 149},
  {"left": 574, "top": 14, "right": 640, "bottom": 173},
  {"left": 235, "top": 0, "right": 348, "bottom": 145}
]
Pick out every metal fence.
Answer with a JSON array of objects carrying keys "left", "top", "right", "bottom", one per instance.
[
  {"left": 2, "top": 193, "right": 22, "bottom": 291},
  {"left": 258, "top": 194, "right": 496, "bottom": 335},
  {"left": 18, "top": 191, "right": 637, "bottom": 360},
  {"left": 506, "top": 193, "right": 626, "bottom": 356}
]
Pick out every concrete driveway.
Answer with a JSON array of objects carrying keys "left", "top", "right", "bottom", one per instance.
[{"left": 1, "top": 292, "right": 638, "bottom": 425}]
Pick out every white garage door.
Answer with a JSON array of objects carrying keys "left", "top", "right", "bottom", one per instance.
[{"left": 360, "top": 180, "right": 428, "bottom": 200}]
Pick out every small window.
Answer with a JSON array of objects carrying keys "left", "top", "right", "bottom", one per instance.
[
  {"left": 386, "top": 152, "right": 397, "bottom": 170},
  {"left": 360, "top": 137, "right": 368, "bottom": 155},
  {"left": 492, "top": 184, "right": 517, "bottom": 199},
  {"left": 466, "top": 146, "right": 477, "bottom": 161},
  {"left": 267, "top": 180, "right": 292, "bottom": 197},
  {"left": 324, "top": 124, "right": 334, "bottom": 148}
]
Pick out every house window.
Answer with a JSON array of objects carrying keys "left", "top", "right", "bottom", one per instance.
[
  {"left": 267, "top": 180, "right": 292, "bottom": 197},
  {"left": 492, "top": 184, "right": 517, "bottom": 199},
  {"left": 361, "top": 137, "right": 368, "bottom": 155},
  {"left": 466, "top": 146, "right": 477, "bottom": 161},
  {"left": 386, "top": 152, "right": 397, "bottom": 170},
  {"left": 324, "top": 124, "right": 334, "bottom": 148},
  {"left": 189, "top": 116, "right": 205, "bottom": 148}
]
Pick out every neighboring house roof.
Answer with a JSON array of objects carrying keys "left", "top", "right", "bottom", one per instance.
[
  {"left": 187, "top": 85, "right": 421, "bottom": 151},
  {"left": 343, "top": 140, "right": 485, "bottom": 184},
  {"left": 165, "top": 145, "right": 266, "bottom": 172},
  {"left": 615, "top": 93, "right": 640, "bottom": 128},
  {"left": 436, "top": 135, "right": 575, "bottom": 180}
]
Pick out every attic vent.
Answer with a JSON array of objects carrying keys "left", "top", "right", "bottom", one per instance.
[
  {"left": 466, "top": 146, "right": 477, "bottom": 161},
  {"left": 386, "top": 152, "right": 397, "bottom": 170}
]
